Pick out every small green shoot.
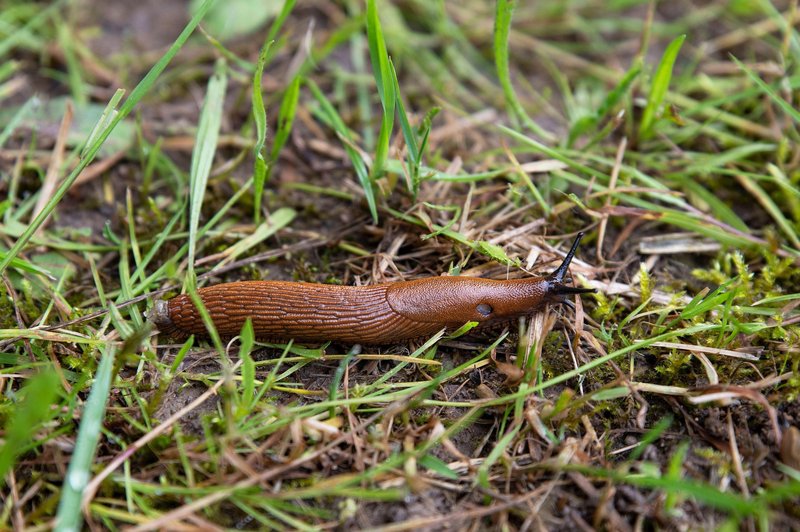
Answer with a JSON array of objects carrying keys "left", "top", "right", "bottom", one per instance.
[
  {"left": 640, "top": 34, "right": 686, "bottom": 139},
  {"left": 365, "top": 0, "right": 396, "bottom": 182}
]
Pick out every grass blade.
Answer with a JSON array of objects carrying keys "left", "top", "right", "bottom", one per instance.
[
  {"left": 494, "top": 0, "right": 553, "bottom": 140},
  {"left": 366, "top": 0, "right": 396, "bottom": 181},
  {"left": 307, "top": 79, "right": 377, "bottom": 222},
  {"left": 732, "top": 54, "right": 800, "bottom": 124},
  {"left": 640, "top": 34, "right": 685, "bottom": 139},
  {"left": 55, "top": 326, "right": 149, "bottom": 532},
  {"left": 736, "top": 173, "right": 800, "bottom": 250},
  {"left": 237, "top": 319, "right": 255, "bottom": 417},
  {"left": 392, "top": 59, "right": 439, "bottom": 196},
  {"left": 211, "top": 207, "right": 296, "bottom": 268},
  {"left": 252, "top": 40, "right": 271, "bottom": 224},
  {"left": 268, "top": 75, "right": 301, "bottom": 180},
  {"left": 187, "top": 58, "right": 228, "bottom": 278},
  {"left": 0, "top": 251, "right": 53, "bottom": 278}
]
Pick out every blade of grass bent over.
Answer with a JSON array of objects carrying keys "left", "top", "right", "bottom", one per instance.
[
  {"left": 494, "top": 0, "right": 554, "bottom": 141},
  {"left": 211, "top": 207, "right": 296, "bottom": 269}
]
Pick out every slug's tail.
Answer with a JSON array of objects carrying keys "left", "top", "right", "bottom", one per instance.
[{"left": 547, "top": 232, "right": 596, "bottom": 298}]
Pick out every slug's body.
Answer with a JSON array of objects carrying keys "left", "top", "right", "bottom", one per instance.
[{"left": 150, "top": 233, "right": 593, "bottom": 344}]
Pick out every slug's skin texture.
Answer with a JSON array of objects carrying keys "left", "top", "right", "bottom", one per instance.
[{"left": 150, "top": 233, "right": 594, "bottom": 344}]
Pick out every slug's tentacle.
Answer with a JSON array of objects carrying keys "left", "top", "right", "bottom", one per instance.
[
  {"left": 545, "top": 232, "right": 596, "bottom": 299},
  {"left": 548, "top": 232, "right": 587, "bottom": 283}
]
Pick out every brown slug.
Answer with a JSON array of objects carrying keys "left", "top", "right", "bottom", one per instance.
[{"left": 148, "top": 233, "right": 594, "bottom": 344}]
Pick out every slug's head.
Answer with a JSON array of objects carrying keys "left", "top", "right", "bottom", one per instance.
[
  {"left": 386, "top": 232, "right": 596, "bottom": 327},
  {"left": 543, "top": 232, "right": 596, "bottom": 304}
]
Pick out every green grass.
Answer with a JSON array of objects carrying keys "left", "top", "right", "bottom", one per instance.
[
  {"left": 187, "top": 57, "right": 227, "bottom": 279},
  {"left": 1, "top": 0, "right": 799, "bottom": 530}
]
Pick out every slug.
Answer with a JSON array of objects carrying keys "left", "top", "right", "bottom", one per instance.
[{"left": 149, "top": 233, "right": 594, "bottom": 344}]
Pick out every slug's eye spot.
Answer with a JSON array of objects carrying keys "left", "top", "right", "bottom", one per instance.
[{"left": 476, "top": 303, "right": 493, "bottom": 317}]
